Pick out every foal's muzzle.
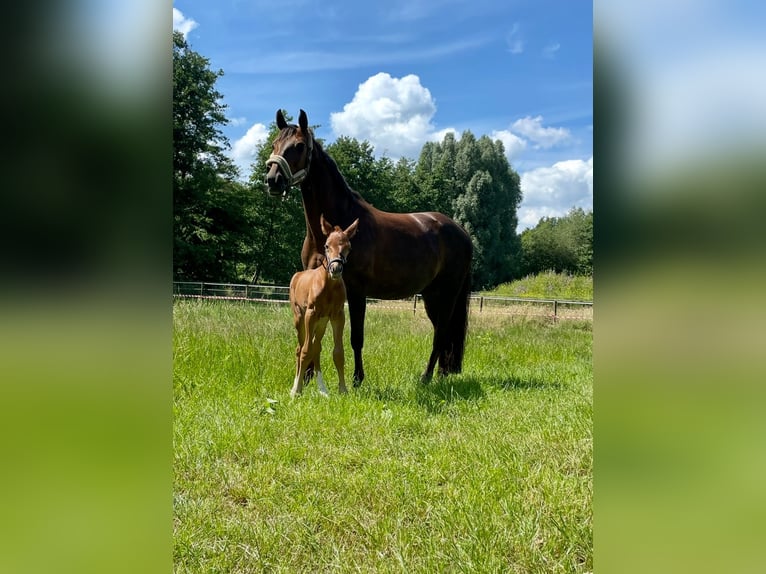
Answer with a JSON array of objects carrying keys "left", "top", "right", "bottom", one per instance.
[{"left": 327, "top": 257, "right": 345, "bottom": 279}]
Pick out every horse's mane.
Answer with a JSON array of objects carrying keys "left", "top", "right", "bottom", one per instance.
[{"left": 311, "top": 137, "right": 366, "bottom": 204}]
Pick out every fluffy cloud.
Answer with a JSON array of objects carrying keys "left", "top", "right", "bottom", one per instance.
[
  {"left": 506, "top": 23, "right": 524, "bottom": 55},
  {"left": 542, "top": 42, "right": 561, "bottom": 59},
  {"left": 511, "top": 116, "right": 571, "bottom": 149},
  {"left": 173, "top": 8, "right": 198, "bottom": 38},
  {"left": 517, "top": 156, "right": 593, "bottom": 231},
  {"left": 330, "top": 73, "right": 445, "bottom": 159},
  {"left": 490, "top": 129, "right": 527, "bottom": 160},
  {"left": 230, "top": 122, "right": 269, "bottom": 179}
]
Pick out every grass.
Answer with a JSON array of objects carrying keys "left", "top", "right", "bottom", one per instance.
[
  {"left": 486, "top": 271, "right": 593, "bottom": 301},
  {"left": 174, "top": 299, "right": 592, "bottom": 573}
]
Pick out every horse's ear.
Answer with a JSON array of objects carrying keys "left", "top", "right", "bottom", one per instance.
[
  {"left": 299, "top": 109, "right": 308, "bottom": 134},
  {"left": 276, "top": 109, "right": 288, "bottom": 129},
  {"left": 320, "top": 213, "right": 333, "bottom": 236},
  {"left": 344, "top": 218, "right": 359, "bottom": 239}
]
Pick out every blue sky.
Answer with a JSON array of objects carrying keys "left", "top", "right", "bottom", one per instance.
[{"left": 173, "top": 1, "right": 593, "bottom": 231}]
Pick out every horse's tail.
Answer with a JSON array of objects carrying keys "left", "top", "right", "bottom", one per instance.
[{"left": 441, "top": 271, "right": 471, "bottom": 374}]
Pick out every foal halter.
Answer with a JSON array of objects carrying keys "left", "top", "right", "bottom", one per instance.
[
  {"left": 324, "top": 255, "right": 347, "bottom": 273},
  {"left": 265, "top": 131, "right": 313, "bottom": 187}
]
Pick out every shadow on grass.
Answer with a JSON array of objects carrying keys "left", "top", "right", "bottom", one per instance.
[
  {"left": 357, "top": 372, "right": 562, "bottom": 414},
  {"left": 483, "top": 374, "right": 563, "bottom": 391},
  {"left": 413, "top": 375, "right": 487, "bottom": 413}
]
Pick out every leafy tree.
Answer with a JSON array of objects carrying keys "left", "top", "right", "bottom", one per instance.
[
  {"left": 416, "top": 131, "right": 522, "bottom": 289},
  {"left": 325, "top": 137, "right": 405, "bottom": 213},
  {"left": 389, "top": 157, "right": 421, "bottom": 213},
  {"left": 520, "top": 207, "right": 593, "bottom": 276},
  {"left": 173, "top": 31, "right": 254, "bottom": 281},
  {"left": 414, "top": 133, "right": 461, "bottom": 215}
]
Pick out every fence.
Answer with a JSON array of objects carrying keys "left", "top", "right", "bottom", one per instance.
[{"left": 173, "top": 282, "right": 593, "bottom": 322}]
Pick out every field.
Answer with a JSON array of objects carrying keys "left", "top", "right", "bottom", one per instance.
[{"left": 173, "top": 300, "right": 592, "bottom": 573}]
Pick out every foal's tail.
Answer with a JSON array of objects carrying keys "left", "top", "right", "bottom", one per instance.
[{"left": 441, "top": 271, "right": 471, "bottom": 374}]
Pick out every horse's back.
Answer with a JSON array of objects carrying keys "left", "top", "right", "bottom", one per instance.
[{"left": 346, "top": 208, "right": 471, "bottom": 299}]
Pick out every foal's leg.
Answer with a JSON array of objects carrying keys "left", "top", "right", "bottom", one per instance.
[
  {"left": 292, "top": 309, "right": 306, "bottom": 397},
  {"left": 293, "top": 310, "right": 317, "bottom": 398},
  {"left": 346, "top": 290, "right": 367, "bottom": 386},
  {"left": 312, "top": 317, "right": 330, "bottom": 396},
  {"left": 330, "top": 311, "right": 347, "bottom": 393}
]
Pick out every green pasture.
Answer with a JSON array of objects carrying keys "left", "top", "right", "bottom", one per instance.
[{"left": 173, "top": 300, "right": 592, "bottom": 573}]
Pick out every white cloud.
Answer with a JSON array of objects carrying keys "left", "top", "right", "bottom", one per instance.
[
  {"left": 173, "top": 8, "right": 198, "bottom": 38},
  {"left": 331, "top": 73, "right": 449, "bottom": 159},
  {"left": 506, "top": 23, "right": 524, "bottom": 54},
  {"left": 230, "top": 123, "right": 269, "bottom": 179},
  {"left": 511, "top": 116, "right": 571, "bottom": 148},
  {"left": 517, "top": 156, "right": 593, "bottom": 231},
  {"left": 542, "top": 42, "right": 561, "bottom": 59},
  {"left": 490, "top": 129, "right": 527, "bottom": 160}
]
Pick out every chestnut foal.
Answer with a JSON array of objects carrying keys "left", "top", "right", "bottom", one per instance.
[{"left": 289, "top": 215, "right": 359, "bottom": 397}]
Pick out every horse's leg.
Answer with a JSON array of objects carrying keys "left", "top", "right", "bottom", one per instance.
[
  {"left": 330, "top": 311, "right": 347, "bottom": 394},
  {"left": 420, "top": 289, "right": 452, "bottom": 383},
  {"left": 292, "top": 309, "right": 306, "bottom": 396},
  {"left": 439, "top": 271, "right": 471, "bottom": 375},
  {"left": 293, "top": 310, "right": 316, "bottom": 398},
  {"left": 313, "top": 318, "right": 330, "bottom": 396},
  {"left": 301, "top": 236, "right": 318, "bottom": 381},
  {"left": 347, "top": 290, "right": 367, "bottom": 386}
]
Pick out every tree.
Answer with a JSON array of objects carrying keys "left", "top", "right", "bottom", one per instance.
[
  {"left": 324, "top": 137, "right": 406, "bottom": 213},
  {"left": 520, "top": 207, "right": 593, "bottom": 276},
  {"left": 416, "top": 131, "right": 523, "bottom": 289},
  {"left": 173, "top": 31, "right": 254, "bottom": 281}
]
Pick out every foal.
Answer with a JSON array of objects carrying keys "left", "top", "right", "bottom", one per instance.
[{"left": 289, "top": 215, "right": 359, "bottom": 397}]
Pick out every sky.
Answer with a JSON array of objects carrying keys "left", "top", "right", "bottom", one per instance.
[
  {"left": 595, "top": 1, "right": 766, "bottom": 181},
  {"left": 173, "top": 1, "right": 593, "bottom": 232}
]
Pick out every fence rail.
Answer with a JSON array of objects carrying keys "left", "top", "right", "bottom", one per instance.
[{"left": 173, "top": 282, "right": 592, "bottom": 322}]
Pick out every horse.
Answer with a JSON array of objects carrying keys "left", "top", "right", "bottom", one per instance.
[
  {"left": 289, "top": 214, "right": 359, "bottom": 397},
  {"left": 267, "top": 109, "right": 472, "bottom": 385}
]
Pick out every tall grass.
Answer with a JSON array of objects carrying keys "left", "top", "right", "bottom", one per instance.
[
  {"left": 174, "top": 300, "right": 592, "bottom": 573},
  {"left": 487, "top": 271, "right": 593, "bottom": 301}
]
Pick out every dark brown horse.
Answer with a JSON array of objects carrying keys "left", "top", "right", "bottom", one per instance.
[{"left": 266, "top": 109, "right": 472, "bottom": 384}]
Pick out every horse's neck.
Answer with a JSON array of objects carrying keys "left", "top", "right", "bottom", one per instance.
[{"left": 301, "top": 156, "right": 357, "bottom": 251}]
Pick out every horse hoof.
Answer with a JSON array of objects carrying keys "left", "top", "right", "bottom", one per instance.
[{"left": 420, "top": 372, "right": 433, "bottom": 384}]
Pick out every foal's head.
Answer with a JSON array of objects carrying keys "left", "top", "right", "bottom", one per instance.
[
  {"left": 266, "top": 109, "right": 313, "bottom": 197},
  {"left": 321, "top": 214, "right": 359, "bottom": 280}
]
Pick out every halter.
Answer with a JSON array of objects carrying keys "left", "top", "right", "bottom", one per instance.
[
  {"left": 324, "top": 254, "right": 347, "bottom": 274},
  {"left": 265, "top": 131, "right": 313, "bottom": 187}
]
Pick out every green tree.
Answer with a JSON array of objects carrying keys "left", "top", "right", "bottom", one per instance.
[
  {"left": 325, "top": 137, "right": 400, "bottom": 212},
  {"left": 416, "top": 131, "right": 522, "bottom": 289},
  {"left": 520, "top": 207, "right": 593, "bottom": 276},
  {"left": 414, "top": 133, "right": 461, "bottom": 215},
  {"left": 389, "top": 157, "right": 421, "bottom": 213},
  {"left": 173, "top": 31, "right": 254, "bottom": 281}
]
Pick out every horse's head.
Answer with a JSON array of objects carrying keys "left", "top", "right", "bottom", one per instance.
[
  {"left": 320, "top": 214, "right": 359, "bottom": 280},
  {"left": 265, "top": 109, "right": 313, "bottom": 197}
]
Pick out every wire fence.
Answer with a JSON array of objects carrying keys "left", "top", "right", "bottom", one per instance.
[{"left": 173, "top": 281, "right": 593, "bottom": 322}]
